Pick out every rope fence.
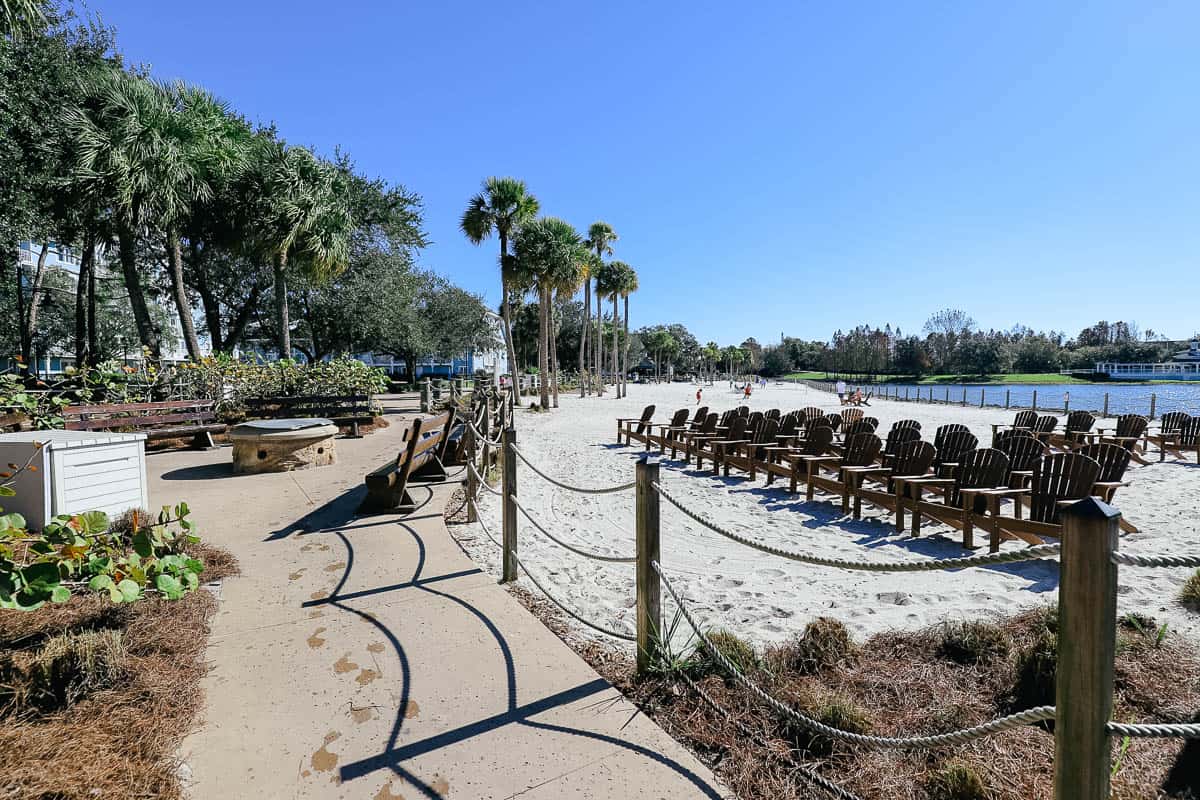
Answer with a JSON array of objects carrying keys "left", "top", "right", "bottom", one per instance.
[
  {"left": 512, "top": 497, "right": 636, "bottom": 564},
  {"left": 510, "top": 445, "right": 636, "bottom": 494}
]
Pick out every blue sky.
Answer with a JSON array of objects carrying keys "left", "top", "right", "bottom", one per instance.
[{"left": 96, "top": 0, "right": 1199, "bottom": 346}]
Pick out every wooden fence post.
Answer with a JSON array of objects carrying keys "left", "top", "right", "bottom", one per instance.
[
  {"left": 635, "top": 456, "right": 662, "bottom": 676},
  {"left": 905, "top": 387, "right": 910, "bottom": 402},
  {"left": 980, "top": 388, "right": 985, "bottom": 408},
  {"left": 1006, "top": 389, "right": 1011, "bottom": 409},
  {"left": 1032, "top": 389, "right": 1038, "bottom": 411},
  {"left": 1055, "top": 497, "right": 1120, "bottom": 800},
  {"left": 1064, "top": 393, "right": 1070, "bottom": 414},
  {"left": 961, "top": 387, "right": 967, "bottom": 406},
  {"left": 1149, "top": 393, "right": 1157, "bottom": 420},
  {"left": 465, "top": 426, "right": 478, "bottom": 522},
  {"left": 501, "top": 428, "right": 518, "bottom": 583},
  {"left": 1102, "top": 393, "right": 1109, "bottom": 417}
]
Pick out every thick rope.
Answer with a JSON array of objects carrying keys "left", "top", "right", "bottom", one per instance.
[
  {"left": 511, "top": 445, "right": 636, "bottom": 494},
  {"left": 468, "top": 499, "right": 636, "bottom": 642},
  {"left": 681, "top": 671, "right": 864, "bottom": 800},
  {"left": 512, "top": 497, "right": 636, "bottom": 564},
  {"left": 654, "top": 560, "right": 1056, "bottom": 748},
  {"left": 463, "top": 416, "right": 504, "bottom": 448},
  {"left": 466, "top": 461, "right": 503, "bottom": 496},
  {"left": 652, "top": 481, "right": 1061, "bottom": 572},
  {"left": 1111, "top": 552, "right": 1200, "bottom": 569},
  {"left": 1107, "top": 722, "right": 1200, "bottom": 738}
]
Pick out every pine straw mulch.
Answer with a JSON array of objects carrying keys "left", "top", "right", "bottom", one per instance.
[
  {"left": 498, "top": 579, "right": 1200, "bottom": 800},
  {"left": 0, "top": 542, "right": 238, "bottom": 800}
]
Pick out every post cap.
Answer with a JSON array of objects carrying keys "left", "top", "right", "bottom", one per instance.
[
  {"left": 637, "top": 453, "right": 661, "bottom": 467},
  {"left": 1061, "top": 495, "right": 1121, "bottom": 521}
]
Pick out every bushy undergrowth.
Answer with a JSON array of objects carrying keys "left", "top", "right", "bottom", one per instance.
[
  {"left": 938, "top": 620, "right": 1011, "bottom": 665},
  {"left": 766, "top": 616, "right": 855, "bottom": 675},
  {"left": 1180, "top": 570, "right": 1200, "bottom": 611},
  {"left": 926, "top": 762, "right": 990, "bottom": 800},
  {"left": 689, "top": 629, "right": 759, "bottom": 678}
]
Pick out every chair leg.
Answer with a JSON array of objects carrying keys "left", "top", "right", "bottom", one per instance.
[{"left": 193, "top": 431, "right": 216, "bottom": 450}]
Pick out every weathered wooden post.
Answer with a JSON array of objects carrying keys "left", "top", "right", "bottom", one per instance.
[
  {"left": 980, "top": 388, "right": 985, "bottom": 408},
  {"left": 465, "top": 426, "right": 478, "bottom": 522},
  {"left": 481, "top": 393, "right": 493, "bottom": 468},
  {"left": 905, "top": 387, "right": 910, "bottom": 402},
  {"left": 501, "top": 428, "right": 518, "bottom": 583},
  {"left": 961, "top": 387, "right": 967, "bottom": 406},
  {"left": 635, "top": 456, "right": 662, "bottom": 675},
  {"left": 1032, "top": 389, "right": 1038, "bottom": 411},
  {"left": 1054, "top": 497, "right": 1120, "bottom": 800},
  {"left": 1064, "top": 392, "right": 1070, "bottom": 414},
  {"left": 1102, "top": 393, "right": 1109, "bottom": 417},
  {"left": 1005, "top": 389, "right": 1011, "bottom": 409},
  {"left": 1149, "top": 393, "right": 1157, "bottom": 420},
  {"left": 420, "top": 377, "right": 431, "bottom": 412}
]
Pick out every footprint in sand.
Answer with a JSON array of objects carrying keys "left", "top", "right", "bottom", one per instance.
[
  {"left": 324, "top": 561, "right": 347, "bottom": 573},
  {"left": 310, "top": 730, "right": 340, "bottom": 773},
  {"left": 356, "top": 668, "right": 380, "bottom": 686},
  {"left": 307, "top": 628, "right": 327, "bottom": 649},
  {"left": 310, "top": 589, "right": 330, "bottom": 601},
  {"left": 367, "top": 642, "right": 385, "bottom": 654},
  {"left": 289, "top": 568, "right": 307, "bottom": 581},
  {"left": 374, "top": 782, "right": 406, "bottom": 800},
  {"left": 334, "top": 654, "right": 359, "bottom": 674}
]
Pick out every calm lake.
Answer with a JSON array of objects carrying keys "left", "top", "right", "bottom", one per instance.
[{"left": 863, "top": 383, "right": 1200, "bottom": 417}]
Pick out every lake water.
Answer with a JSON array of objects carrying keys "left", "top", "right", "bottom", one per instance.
[{"left": 859, "top": 383, "right": 1200, "bottom": 417}]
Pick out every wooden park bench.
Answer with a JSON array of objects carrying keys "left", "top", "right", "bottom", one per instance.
[
  {"left": 244, "top": 394, "right": 375, "bottom": 437},
  {"left": 359, "top": 412, "right": 454, "bottom": 513},
  {"left": 64, "top": 400, "right": 226, "bottom": 449}
]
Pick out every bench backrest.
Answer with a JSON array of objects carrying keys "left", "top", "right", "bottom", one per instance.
[
  {"left": 395, "top": 411, "right": 452, "bottom": 477},
  {"left": 65, "top": 400, "right": 216, "bottom": 431},
  {"left": 245, "top": 394, "right": 371, "bottom": 417}
]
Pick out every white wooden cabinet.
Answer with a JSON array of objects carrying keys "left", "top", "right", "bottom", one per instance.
[{"left": 0, "top": 430, "right": 149, "bottom": 530}]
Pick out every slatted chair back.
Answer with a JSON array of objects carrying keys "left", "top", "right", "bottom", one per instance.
[
  {"left": 634, "top": 405, "right": 656, "bottom": 435},
  {"left": 843, "top": 433, "right": 882, "bottom": 468},
  {"left": 801, "top": 407, "right": 825, "bottom": 422},
  {"left": 1033, "top": 415, "right": 1057, "bottom": 434},
  {"left": 689, "top": 406, "right": 710, "bottom": 428},
  {"left": 949, "top": 448, "right": 1010, "bottom": 512},
  {"left": 736, "top": 406, "right": 750, "bottom": 417},
  {"left": 842, "top": 421, "right": 875, "bottom": 441},
  {"left": 887, "top": 440, "right": 936, "bottom": 491},
  {"left": 934, "top": 423, "right": 970, "bottom": 450},
  {"left": 1079, "top": 442, "right": 1132, "bottom": 484},
  {"left": 776, "top": 416, "right": 799, "bottom": 441},
  {"left": 751, "top": 418, "right": 780, "bottom": 459},
  {"left": 825, "top": 413, "right": 843, "bottom": 432},
  {"left": 806, "top": 414, "right": 830, "bottom": 431},
  {"left": 1159, "top": 411, "right": 1189, "bottom": 435},
  {"left": 765, "top": 408, "right": 781, "bottom": 420},
  {"left": 695, "top": 413, "right": 718, "bottom": 436},
  {"left": 746, "top": 411, "right": 764, "bottom": 431},
  {"left": 841, "top": 408, "right": 864, "bottom": 426},
  {"left": 717, "top": 409, "right": 736, "bottom": 428},
  {"left": 997, "top": 432, "right": 1046, "bottom": 473},
  {"left": 861, "top": 417, "right": 880, "bottom": 432},
  {"left": 1178, "top": 416, "right": 1200, "bottom": 449},
  {"left": 724, "top": 415, "right": 748, "bottom": 442},
  {"left": 1065, "top": 410, "right": 1096, "bottom": 436},
  {"left": 1013, "top": 410, "right": 1038, "bottom": 430},
  {"left": 1113, "top": 414, "right": 1148, "bottom": 440},
  {"left": 1029, "top": 452, "right": 1101, "bottom": 525},
  {"left": 781, "top": 410, "right": 802, "bottom": 428},
  {"left": 891, "top": 419, "right": 922, "bottom": 434},
  {"left": 801, "top": 425, "right": 834, "bottom": 456},
  {"left": 934, "top": 429, "right": 979, "bottom": 471},
  {"left": 666, "top": 408, "right": 690, "bottom": 430},
  {"left": 883, "top": 425, "right": 921, "bottom": 458}
]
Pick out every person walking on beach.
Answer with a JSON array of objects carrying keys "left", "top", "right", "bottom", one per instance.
[
  {"left": 836, "top": 379, "right": 847, "bottom": 404},
  {"left": 696, "top": 387, "right": 703, "bottom": 405},
  {"left": 743, "top": 383, "right": 752, "bottom": 400}
]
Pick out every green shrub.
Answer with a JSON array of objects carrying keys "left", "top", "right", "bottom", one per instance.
[
  {"left": 1180, "top": 570, "right": 1200, "bottom": 611},
  {"left": 926, "top": 762, "right": 989, "bottom": 800},
  {"left": 766, "top": 617, "right": 854, "bottom": 675},
  {"left": 1012, "top": 629, "right": 1057, "bottom": 710},
  {"left": 937, "top": 620, "right": 1011, "bottom": 665},
  {"left": 689, "top": 629, "right": 759, "bottom": 678}
]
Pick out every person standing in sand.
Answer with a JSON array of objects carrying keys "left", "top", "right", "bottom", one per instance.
[
  {"left": 696, "top": 387, "right": 703, "bottom": 405},
  {"left": 836, "top": 379, "right": 847, "bottom": 404}
]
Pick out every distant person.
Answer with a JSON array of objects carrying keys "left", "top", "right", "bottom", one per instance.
[
  {"left": 696, "top": 387, "right": 703, "bottom": 405},
  {"left": 836, "top": 379, "right": 847, "bottom": 404},
  {"left": 743, "top": 383, "right": 752, "bottom": 400}
]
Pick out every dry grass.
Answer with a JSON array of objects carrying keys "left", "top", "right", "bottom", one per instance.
[
  {"left": 1181, "top": 570, "right": 1200, "bottom": 611},
  {"left": 0, "top": 542, "right": 238, "bottom": 800}
]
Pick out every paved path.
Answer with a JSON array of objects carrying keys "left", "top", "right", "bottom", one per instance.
[{"left": 161, "top": 397, "right": 726, "bottom": 800}]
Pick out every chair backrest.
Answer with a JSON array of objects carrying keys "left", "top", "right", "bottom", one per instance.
[
  {"left": 724, "top": 415, "right": 748, "bottom": 441},
  {"left": 883, "top": 426, "right": 921, "bottom": 456},
  {"left": 667, "top": 408, "right": 690, "bottom": 429},
  {"left": 891, "top": 419, "right": 922, "bottom": 433},
  {"left": 888, "top": 440, "right": 936, "bottom": 489},
  {"left": 747, "top": 411, "right": 764, "bottom": 430},
  {"left": 802, "top": 425, "right": 834, "bottom": 456},
  {"left": 765, "top": 408, "right": 781, "bottom": 420},
  {"left": 841, "top": 408, "right": 864, "bottom": 426},
  {"left": 1160, "top": 411, "right": 1189, "bottom": 434},
  {"left": 1114, "top": 414, "right": 1147, "bottom": 440},
  {"left": 935, "top": 429, "right": 979, "bottom": 469},
  {"left": 636, "top": 405, "right": 657, "bottom": 434},
  {"left": 776, "top": 416, "right": 799, "bottom": 440},
  {"left": 861, "top": 417, "right": 880, "bottom": 432},
  {"left": 1065, "top": 410, "right": 1095, "bottom": 435},
  {"left": 1179, "top": 416, "right": 1200, "bottom": 448},
  {"left": 736, "top": 406, "right": 750, "bottom": 417},
  {"left": 825, "top": 413, "right": 843, "bottom": 432},
  {"left": 950, "top": 448, "right": 1011, "bottom": 511},
  {"left": 1013, "top": 410, "right": 1038, "bottom": 429},
  {"left": 801, "top": 406, "right": 825, "bottom": 422},
  {"left": 698, "top": 413, "right": 718, "bottom": 434},
  {"left": 996, "top": 432, "right": 1047, "bottom": 472},
  {"left": 1029, "top": 452, "right": 1101, "bottom": 524},
  {"left": 753, "top": 419, "right": 780, "bottom": 455},
  {"left": 1033, "top": 415, "right": 1057, "bottom": 433},
  {"left": 843, "top": 433, "right": 882, "bottom": 468},
  {"left": 690, "top": 406, "right": 709, "bottom": 426},
  {"left": 1079, "top": 442, "right": 1132, "bottom": 484},
  {"left": 934, "top": 423, "right": 970, "bottom": 451},
  {"left": 843, "top": 421, "right": 875, "bottom": 440},
  {"left": 717, "top": 409, "right": 736, "bottom": 427}
]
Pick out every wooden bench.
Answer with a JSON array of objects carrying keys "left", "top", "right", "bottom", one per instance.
[
  {"left": 359, "top": 412, "right": 454, "bottom": 513},
  {"left": 64, "top": 400, "right": 226, "bottom": 449},
  {"left": 244, "top": 394, "right": 374, "bottom": 437}
]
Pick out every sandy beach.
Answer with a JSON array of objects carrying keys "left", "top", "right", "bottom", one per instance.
[{"left": 457, "top": 381, "right": 1200, "bottom": 648}]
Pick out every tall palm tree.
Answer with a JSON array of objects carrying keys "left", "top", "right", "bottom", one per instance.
[
  {"left": 594, "top": 261, "right": 620, "bottom": 398},
  {"left": 251, "top": 141, "right": 352, "bottom": 358},
  {"left": 576, "top": 252, "right": 601, "bottom": 397},
  {"left": 616, "top": 263, "right": 639, "bottom": 397},
  {"left": 461, "top": 178, "right": 539, "bottom": 388},
  {"left": 1, "top": 0, "right": 45, "bottom": 37},
  {"left": 585, "top": 222, "right": 617, "bottom": 393},
  {"left": 510, "top": 217, "right": 586, "bottom": 410}
]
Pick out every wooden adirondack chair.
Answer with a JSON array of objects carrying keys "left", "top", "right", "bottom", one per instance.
[
  {"left": 696, "top": 415, "right": 748, "bottom": 471},
  {"left": 932, "top": 429, "right": 979, "bottom": 477},
  {"left": 1148, "top": 412, "right": 1196, "bottom": 462},
  {"left": 800, "top": 406, "right": 825, "bottom": 422},
  {"left": 617, "top": 405, "right": 656, "bottom": 445},
  {"left": 721, "top": 418, "right": 780, "bottom": 477},
  {"left": 840, "top": 408, "right": 864, "bottom": 428},
  {"left": 1092, "top": 414, "right": 1149, "bottom": 464},
  {"left": 1029, "top": 415, "right": 1058, "bottom": 443},
  {"left": 994, "top": 431, "right": 1047, "bottom": 488},
  {"left": 756, "top": 424, "right": 835, "bottom": 486},
  {"left": 895, "top": 448, "right": 1011, "bottom": 548},
  {"left": 1048, "top": 411, "right": 1095, "bottom": 450},
  {"left": 891, "top": 419, "right": 922, "bottom": 434},
  {"left": 646, "top": 408, "right": 690, "bottom": 452},
  {"left": 765, "top": 408, "right": 782, "bottom": 420},
  {"left": 678, "top": 413, "right": 719, "bottom": 462},
  {"left": 1076, "top": 442, "right": 1138, "bottom": 533},
  {"left": 970, "top": 452, "right": 1102, "bottom": 552},
  {"left": 845, "top": 439, "right": 937, "bottom": 519},
  {"left": 801, "top": 432, "right": 883, "bottom": 506},
  {"left": 825, "top": 412, "right": 843, "bottom": 433},
  {"left": 880, "top": 426, "right": 921, "bottom": 467},
  {"left": 991, "top": 410, "right": 1038, "bottom": 443}
]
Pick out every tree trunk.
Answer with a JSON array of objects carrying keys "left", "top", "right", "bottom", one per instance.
[
  {"left": 578, "top": 279, "right": 589, "bottom": 397},
  {"left": 74, "top": 233, "right": 93, "bottom": 369},
  {"left": 537, "top": 286, "right": 550, "bottom": 409},
  {"left": 611, "top": 296, "right": 620, "bottom": 399},
  {"left": 551, "top": 294, "right": 560, "bottom": 408},
  {"left": 166, "top": 230, "right": 201, "bottom": 360},
  {"left": 21, "top": 243, "right": 50, "bottom": 376},
  {"left": 87, "top": 246, "right": 98, "bottom": 364},
  {"left": 498, "top": 233, "right": 519, "bottom": 389},
  {"left": 595, "top": 278, "right": 604, "bottom": 394},
  {"left": 191, "top": 241, "right": 223, "bottom": 353},
  {"left": 224, "top": 283, "right": 263, "bottom": 354},
  {"left": 11, "top": 245, "right": 27, "bottom": 378},
  {"left": 116, "top": 222, "right": 161, "bottom": 360},
  {"left": 623, "top": 294, "right": 631, "bottom": 396},
  {"left": 273, "top": 250, "right": 291, "bottom": 359}
]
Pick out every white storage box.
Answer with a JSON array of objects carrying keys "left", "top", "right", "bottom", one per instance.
[{"left": 0, "top": 430, "right": 149, "bottom": 530}]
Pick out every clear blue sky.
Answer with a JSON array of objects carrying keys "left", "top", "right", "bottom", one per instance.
[{"left": 95, "top": 0, "right": 1199, "bottom": 346}]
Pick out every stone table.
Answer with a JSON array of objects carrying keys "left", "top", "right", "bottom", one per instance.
[{"left": 229, "top": 418, "right": 338, "bottom": 474}]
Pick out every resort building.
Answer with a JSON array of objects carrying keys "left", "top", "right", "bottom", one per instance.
[{"left": 1094, "top": 341, "right": 1200, "bottom": 380}]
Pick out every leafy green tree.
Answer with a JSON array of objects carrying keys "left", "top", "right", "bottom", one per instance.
[
  {"left": 0, "top": 0, "right": 45, "bottom": 38},
  {"left": 460, "top": 177, "right": 539, "bottom": 382}
]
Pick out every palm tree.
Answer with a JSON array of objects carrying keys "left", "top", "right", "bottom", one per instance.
[
  {"left": 461, "top": 178, "right": 539, "bottom": 388},
  {"left": 251, "top": 141, "right": 352, "bottom": 358},
  {"left": 703, "top": 341, "right": 720, "bottom": 383},
  {"left": 585, "top": 222, "right": 617, "bottom": 393},
  {"left": 603, "top": 261, "right": 636, "bottom": 398},
  {"left": 1, "top": 0, "right": 45, "bottom": 37},
  {"left": 510, "top": 217, "right": 586, "bottom": 410},
  {"left": 576, "top": 252, "right": 601, "bottom": 397},
  {"left": 616, "top": 263, "right": 638, "bottom": 397}
]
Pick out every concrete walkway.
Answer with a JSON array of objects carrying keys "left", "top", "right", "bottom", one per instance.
[{"left": 161, "top": 396, "right": 726, "bottom": 800}]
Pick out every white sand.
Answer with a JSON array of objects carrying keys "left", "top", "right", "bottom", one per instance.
[{"left": 456, "top": 382, "right": 1200, "bottom": 648}]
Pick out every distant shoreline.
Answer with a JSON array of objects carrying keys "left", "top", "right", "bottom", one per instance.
[{"left": 782, "top": 371, "right": 1199, "bottom": 386}]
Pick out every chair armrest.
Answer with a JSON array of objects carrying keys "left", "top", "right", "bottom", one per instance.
[
  {"left": 961, "top": 487, "right": 1029, "bottom": 498},
  {"left": 902, "top": 477, "right": 957, "bottom": 487}
]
